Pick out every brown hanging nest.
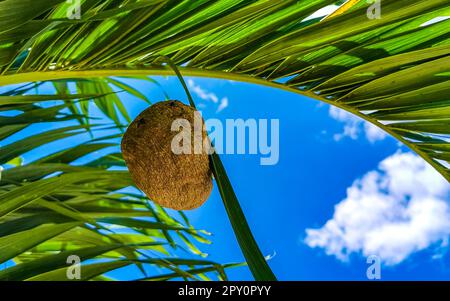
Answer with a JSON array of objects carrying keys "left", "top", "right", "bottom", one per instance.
[{"left": 121, "top": 100, "right": 212, "bottom": 210}]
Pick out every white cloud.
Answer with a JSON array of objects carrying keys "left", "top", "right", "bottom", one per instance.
[
  {"left": 364, "top": 122, "right": 387, "bottom": 143},
  {"left": 187, "top": 79, "right": 229, "bottom": 113},
  {"left": 329, "top": 106, "right": 387, "bottom": 143},
  {"left": 305, "top": 151, "right": 450, "bottom": 265},
  {"left": 187, "top": 79, "right": 219, "bottom": 103},
  {"left": 303, "top": 5, "right": 340, "bottom": 21}
]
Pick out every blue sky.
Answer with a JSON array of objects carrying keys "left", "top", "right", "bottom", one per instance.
[
  {"left": 2, "top": 76, "right": 449, "bottom": 281},
  {"left": 110, "top": 76, "right": 450, "bottom": 280}
]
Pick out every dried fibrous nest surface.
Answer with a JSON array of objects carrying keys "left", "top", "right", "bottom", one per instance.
[{"left": 121, "top": 100, "right": 212, "bottom": 210}]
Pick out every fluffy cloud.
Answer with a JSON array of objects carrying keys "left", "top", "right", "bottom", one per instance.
[
  {"left": 187, "top": 79, "right": 229, "bottom": 113},
  {"left": 328, "top": 106, "right": 387, "bottom": 143},
  {"left": 216, "top": 97, "right": 229, "bottom": 113},
  {"left": 305, "top": 152, "right": 450, "bottom": 265}
]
